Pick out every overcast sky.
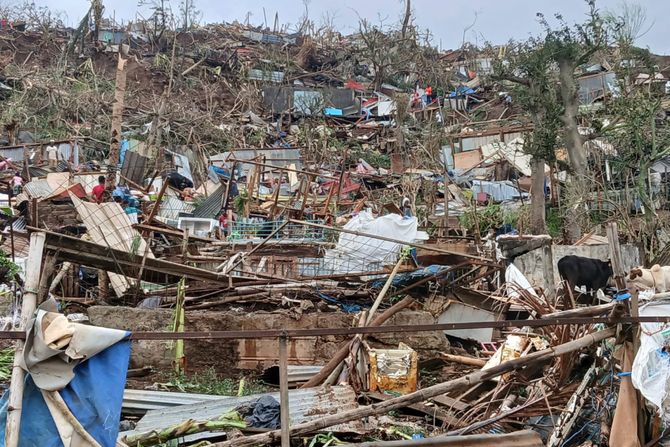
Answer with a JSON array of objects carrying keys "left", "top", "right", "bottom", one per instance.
[{"left": 19, "top": 0, "right": 670, "bottom": 54}]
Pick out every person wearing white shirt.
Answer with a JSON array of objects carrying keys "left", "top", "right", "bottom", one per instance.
[{"left": 45, "top": 140, "right": 58, "bottom": 169}]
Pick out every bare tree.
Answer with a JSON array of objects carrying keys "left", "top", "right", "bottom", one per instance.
[
  {"left": 139, "top": 0, "right": 174, "bottom": 43},
  {"left": 604, "top": 1, "right": 653, "bottom": 48},
  {"left": 179, "top": 0, "right": 201, "bottom": 30},
  {"left": 400, "top": 0, "right": 411, "bottom": 39},
  {"left": 493, "top": 39, "right": 561, "bottom": 235}
]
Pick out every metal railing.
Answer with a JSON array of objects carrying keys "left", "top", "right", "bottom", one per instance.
[{"left": 228, "top": 219, "right": 331, "bottom": 241}]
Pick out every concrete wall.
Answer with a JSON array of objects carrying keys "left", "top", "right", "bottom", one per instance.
[
  {"left": 87, "top": 307, "right": 448, "bottom": 372},
  {"left": 514, "top": 244, "right": 642, "bottom": 290}
]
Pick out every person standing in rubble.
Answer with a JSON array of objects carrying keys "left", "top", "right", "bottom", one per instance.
[
  {"left": 11, "top": 172, "right": 23, "bottom": 195},
  {"left": 425, "top": 84, "right": 433, "bottom": 105},
  {"left": 122, "top": 198, "right": 140, "bottom": 224},
  {"left": 401, "top": 197, "right": 412, "bottom": 218},
  {"left": 45, "top": 140, "right": 59, "bottom": 169}
]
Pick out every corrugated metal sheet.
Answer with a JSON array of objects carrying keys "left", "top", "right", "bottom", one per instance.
[
  {"left": 125, "top": 385, "right": 365, "bottom": 436},
  {"left": 157, "top": 193, "right": 196, "bottom": 221},
  {"left": 23, "top": 180, "right": 53, "bottom": 199},
  {"left": 0, "top": 148, "right": 26, "bottom": 162},
  {"left": 248, "top": 69, "right": 285, "bottom": 83},
  {"left": 192, "top": 185, "right": 223, "bottom": 219},
  {"left": 123, "top": 389, "right": 228, "bottom": 413},
  {"left": 71, "top": 195, "right": 153, "bottom": 297},
  {"left": 121, "top": 151, "right": 149, "bottom": 185}
]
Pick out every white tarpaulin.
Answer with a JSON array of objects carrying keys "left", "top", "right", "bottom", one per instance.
[
  {"left": 480, "top": 138, "right": 550, "bottom": 177},
  {"left": 320, "top": 211, "right": 423, "bottom": 274},
  {"left": 632, "top": 300, "right": 670, "bottom": 420},
  {"left": 505, "top": 264, "right": 538, "bottom": 299}
]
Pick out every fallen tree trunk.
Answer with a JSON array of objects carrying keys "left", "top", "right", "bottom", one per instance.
[
  {"left": 215, "top": 327, "right": 615, "bottom": 447},
  {"left": 301, "top": 296, "right": 415, "bottom": 388}
]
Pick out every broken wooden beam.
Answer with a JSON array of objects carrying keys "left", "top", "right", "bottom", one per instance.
[
  {"left": 33, "top": 227, "right": 254, "bottom": 286},
  {"left": 441, "top": 353, "right": 487, "bottom": 367},
  {"left": 365, "top": 392, "right": 463, "bottom": 427},
  {"left": 546, "top": 361, "right": 598, "bottom": 447},
  {"left": 219, "top": 327, "right": 615, "bottom": 446},
  {"left": 540, "top": 301, "right": 618, "bottom": 319}
]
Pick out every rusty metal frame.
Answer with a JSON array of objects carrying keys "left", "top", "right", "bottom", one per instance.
[{"left": 0, "top": 315, "right": 662, "bottom": 340}]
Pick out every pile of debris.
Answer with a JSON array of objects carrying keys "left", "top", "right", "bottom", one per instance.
[{"left": 2, "top": 2, "right": 670, "bottom": 446}]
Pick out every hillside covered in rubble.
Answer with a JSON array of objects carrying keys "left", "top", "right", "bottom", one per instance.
[{"left": 1, "top": 0, "right": 670, "bottom": 446}]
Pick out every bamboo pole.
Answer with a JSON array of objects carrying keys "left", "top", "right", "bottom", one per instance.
[
  {"left": 442, "top": 353, "right": 487, "bottom": 367},
  {"left": 49, "top": 262, "right": 72, "bottom": 293},
  {"left": 216, "top": 327, "right": 615, "bottom": 447},
  {"left": 43, "top": 390, "right": 102, "bottom": 447},
  {"left": 366, "top": 256, "right": 405, "bottom": 324},
  {"left": 279, "top": 336, "right": 290, "bottom": 447},
  {"left": 5, "top": 232, "right": 46, "bottom": 447}
]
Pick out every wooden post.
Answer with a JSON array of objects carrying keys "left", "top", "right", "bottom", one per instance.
[
  {"left": 5, "top": 232, "right": 46, "bottom": 447},
  {"left": 334, "top": 150, "right": 348, "bottom": 217},
  {"left": 442, "top": 153, "right": 450, "bottom": 239},
  {"left": 279, "top": 336, "right": 290, "bottom": 447},
  {"left": 144, "top": 178, "right": 170, "bottom": 230},
  {"left": 542, "top": 241, "right": 555, "bottom": 301},
  {"left": 107, "top": 54, "right": 127, "bottom": 188},
  {"left": 606, "top": 222, "right": 626, "bottom": 290},
  {"left": 97, "top": 270, "right": 109, "bottom": 300}
]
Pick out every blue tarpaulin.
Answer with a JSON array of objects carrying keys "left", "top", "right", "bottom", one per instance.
[
  {"left": 448, "top": 87, "right": 476, "bottom": 98},
  {"left": 0, "top": 337, "right": 131, "bottom": 447},
  {"left": 368, "top": 265, "right": 453, "bottom": 289}
]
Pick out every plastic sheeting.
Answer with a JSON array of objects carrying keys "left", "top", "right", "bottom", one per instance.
[
  {"left": 321, "top": 211, "right": 421, "bottom": 274},
  {"left": 471, "top": 180, "right": 528, "bottom": 202},
  {"left": 0, "top": 338, "right": 131, "bottom": 447},
  {"left": 368, "top": 265, "right": 452, "bottom": 289},
  {"left": 505, "top": 264, "right": 538, "bottom": 299},
  {"left": 632, "top": 300, "right": 670, "bottom": 421}
]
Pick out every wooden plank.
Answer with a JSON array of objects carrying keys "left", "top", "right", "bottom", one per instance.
[
  {"left": 430, "top": 394, "right": 469, "bottom": 413},
  {"left": 34, "top": 228, "right": 254, "bottom": 286},
  {"left": 365, "top": 392, "right": 463, "bottom": 427},
  {"left": 454, "top": 149, "right": 482, "bottom": 170}
]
